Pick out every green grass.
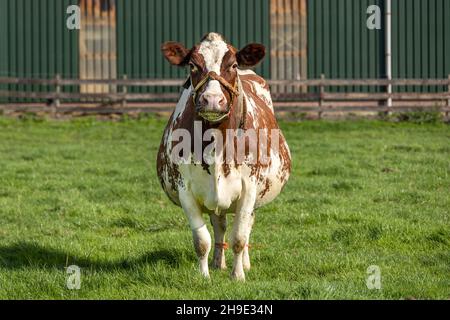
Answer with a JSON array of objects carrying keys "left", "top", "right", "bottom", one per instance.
[{"left": 0, "top": 115, "right": 449, "bottom": 300}]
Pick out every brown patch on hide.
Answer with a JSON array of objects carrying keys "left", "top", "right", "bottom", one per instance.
[
  {"left": 259, "top": 179, "right": 272, "bottom": 198},
  {"left": 194, "top": 235, "right": 210, "bottom": 258}
]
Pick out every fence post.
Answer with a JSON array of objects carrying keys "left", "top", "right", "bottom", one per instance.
[
  {"left": 383, "top": 79, "right": 392, "bottom": 116},
  {"left": 121, "top": 74, "right": 127, "bottom": 108},
  {"left": 318, "top": 74, "right": 325, "bottom": 119},
  {"left": 53, "top": 74, "right": 61, "bottom": 117}
]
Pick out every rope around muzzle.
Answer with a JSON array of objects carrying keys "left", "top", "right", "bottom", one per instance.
[
  {"left": 191, "top": 71, "right": 240, "bottom": 110},
  {"left": 190, "top": 71, "right": 245, "bottom": 128}
]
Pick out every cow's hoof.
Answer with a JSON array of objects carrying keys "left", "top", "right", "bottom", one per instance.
[
  {"left": 231, "top": 272, "right": 246, "bottom": 282},
  {"left": 231, "top": 274, "right": 245, "bottom": 282},
  {"left": 212, "top": 261, "right": 227, "bottom": 270},
  {"left": 212, "top": 251, "right": 227, "bottom": 270},
  {"left": 199, "top": 263, "right": 210, "bottom": 278},
  {"left": 243, "top": 254, "right": 251, "bottom": 271}
]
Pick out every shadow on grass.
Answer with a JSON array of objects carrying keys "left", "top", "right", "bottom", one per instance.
[{"left": 0, "top": 242, "right": 192, "bottom": 270}]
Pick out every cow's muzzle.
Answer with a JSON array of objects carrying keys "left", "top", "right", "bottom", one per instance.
[{"left": 192, "top": 71, "right": 239, "bottom": 123}]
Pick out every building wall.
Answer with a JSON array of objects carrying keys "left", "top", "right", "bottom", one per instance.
[
  {"left": 0, "top": 0, "right": 79, "bottom": 101},
  {"left": 307, "top": 0, "right": 450, "bottom": 93},
  {"left": 307, "top": 0, "right": 385, "bottom": 92},
  {"left": 0, "top": 0, "right": 7, "bottom": 102},
  {"left": 0, "top": 0, "right": 449, "bottom": 100},
  {"left": 392, "top": 0, "right": 450, "bottom": 92}
]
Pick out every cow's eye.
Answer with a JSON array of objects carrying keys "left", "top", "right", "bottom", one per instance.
[
  {"left": 189, "top": 63, "right": 198, "bottom": 73},
  {"left": 231, "top": 63, "right": 238, "bottom": 70}
]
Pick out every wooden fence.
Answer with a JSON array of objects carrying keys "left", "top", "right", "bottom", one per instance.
[{"left": 1, "top": 75, "right": 450, "bottom": 117}]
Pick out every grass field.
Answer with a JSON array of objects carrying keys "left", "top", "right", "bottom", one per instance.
[{"left": 0, "top": 115, "right": 449, "bottom": 299}]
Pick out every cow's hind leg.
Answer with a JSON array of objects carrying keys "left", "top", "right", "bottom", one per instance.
[
  {"left": 243, "top": 213, "right": 255, "bottom": 271},
  {"left": 179, "top": 190, "right": 211, "bottom": 278},
  {"left": 230, "top": 181, "right": 256, "bottom": 281},
  {"left": 210, "top": 214, "right": 227, "bottom": 270}
]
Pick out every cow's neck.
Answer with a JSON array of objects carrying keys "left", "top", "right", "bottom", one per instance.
[
  {"left": 218, "top": 75, "right": 245, "bottom": 130},
  {"left": 235, "top": 75, "right": 246, "bottom": 130},
  {"left": 190, "top": 75, "right": 246, "bottom": 176}
]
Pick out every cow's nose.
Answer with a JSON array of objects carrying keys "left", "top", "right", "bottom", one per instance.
[{"left": 199, "top": 93, "right": 226, "bottom": 108}]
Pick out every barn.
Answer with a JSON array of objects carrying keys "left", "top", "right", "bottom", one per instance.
[{"left": 0, "top": 0, "right": 449, "bottom": 103}]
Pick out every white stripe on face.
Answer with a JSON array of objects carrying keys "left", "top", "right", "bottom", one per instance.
[
  {"left": 198, "top": 33, "right": 229, "bottom": 74},
  {"left": 197, "top": 33, "right": 229, "bottom": 108},
  {"left": 203, "top": 80, "right": 223, "bottom": 96}
]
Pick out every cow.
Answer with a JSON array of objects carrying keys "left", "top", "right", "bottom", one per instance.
[{"left": 157, "top": 32, "right": 291, "bottom": 281}]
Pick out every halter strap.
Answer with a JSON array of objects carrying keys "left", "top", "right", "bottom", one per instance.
[
  {"left": 214, "top": 243, "right": 251, "bottom": 250},
  {"left": 215, "top": 242, "right": 229, "bottom": 250},
  {"left": 191, "top": 71, "right": 239, "bottom": 104},
  {"left": 236, "top": 76, "right": 246, "bottom": 129},
  {"left": 186, "top": 71, "right": 246, "bottom": 129}
]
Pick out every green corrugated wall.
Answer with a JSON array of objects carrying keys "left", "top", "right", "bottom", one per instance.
[
  {"left": 1, "top": 0, "right": 449, "bottom": 100},
  {"left": 307, "top": 0, "right": 385, "bottom": 92},
  {"left": 0, "top": 0, "right": 79, "bottom": 102},
  {"left": 116, "top": 0, "right": 271, "bottom": 94},
  {"left": 393, "top": 0, "right": 450, "bottom": 92},
  {"left": 0, "top": 0, "right": 7, "bottom": 102},
  {"left": 308, "top": 0, "right": 450, "bottom": 93}
]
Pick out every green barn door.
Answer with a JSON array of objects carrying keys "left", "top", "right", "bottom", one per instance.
[
  {"left": 116, "top": 0, "right": 270, "bottom": 94},
  {"left": 0, "top": 0, "right": 79, "bottom": 103},
  {"left": 307, "top": 0, "right": 385, "bottom": 92},
  {"left": 307, "top": 0, "right": 450, "bottom": 93},
  {"left": 392, "top": 0, "right": 450, "bottom": 93},
  {"left": 0, "top": 0, "right": 8, "bottom": 102}
]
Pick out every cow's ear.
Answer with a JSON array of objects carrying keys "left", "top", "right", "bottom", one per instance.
[
  {"left": 161, "top": 42, "right": 191, "bottom": 66},
  {"left": 237, "top": 43, "right": 265, "bottom": 68}
]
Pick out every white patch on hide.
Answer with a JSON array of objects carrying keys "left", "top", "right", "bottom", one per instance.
[
  {"left": 198, "top": 33, "right": 229, "bottom": 74},
  {"left": 237, "top": 69, "right": 256, "bottom": 76},
  {"left": 173, "top": 86, "right": 192, "bottom": 121}
]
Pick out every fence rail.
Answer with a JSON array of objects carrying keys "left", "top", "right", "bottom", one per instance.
[{"left": 1, "top": 75, "right": 450, "bottom": 117}]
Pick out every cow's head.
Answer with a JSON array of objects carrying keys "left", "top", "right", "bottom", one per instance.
[{"left": 161, "top": 32, "right": 265, "bottom": 123}]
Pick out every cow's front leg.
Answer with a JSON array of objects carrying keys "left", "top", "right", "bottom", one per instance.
[
  {"left": 230, "top": 181, "right": 257, "bottom": 281},
  {"left": 179, "top": 190, "right": 211, "bottom": 278},
  {"left": 243, "top": 213, "right": 255, "bottom": 271},
  {"left": 210, "top": 214, "right": 227, "bottom": 270}
]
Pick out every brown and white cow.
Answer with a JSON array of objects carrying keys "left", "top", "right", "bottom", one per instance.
[{"left": 157, "top": 33, "right": 291, "bottom": 281}]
